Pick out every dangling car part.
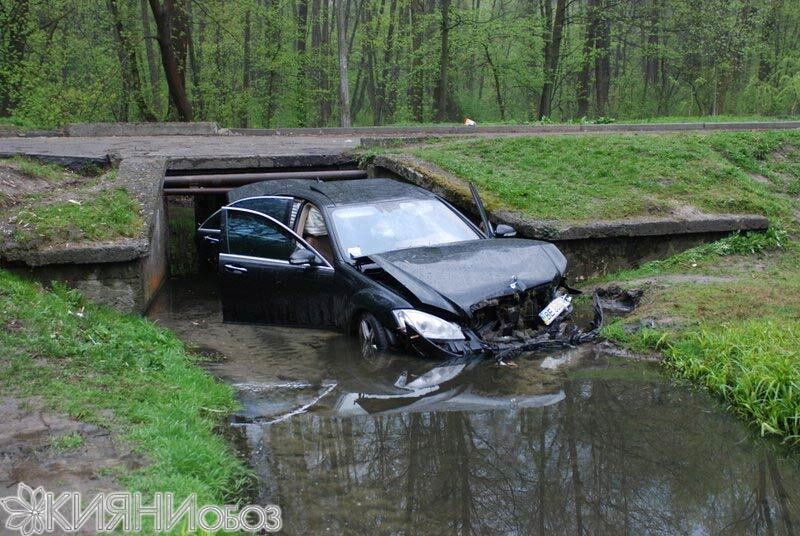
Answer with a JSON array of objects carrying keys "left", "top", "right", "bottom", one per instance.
[{"left": 198, "top": 177, "right": 602, "bottom": 361}]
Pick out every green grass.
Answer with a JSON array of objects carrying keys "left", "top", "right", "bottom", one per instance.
[
  {"left": 606, "top": 316, "right": 800, "bottom": 444},
  {"left": 598, "top": 227, "right": 792, "bottom": 281},
  {"left": 0, "top": 270, "right": 250, "bottom": 505},
  {"left": 51, "top": 432, "right": 85, "bottom": 451},
  {"left": 12, "top": 188, "right": 143, "bottom": 245},
  {"left": 4, "top": 156, "right": 77, "bottom": 181},
  {"left": 401, "top": 130, "right": 800, "bottom": 223}
]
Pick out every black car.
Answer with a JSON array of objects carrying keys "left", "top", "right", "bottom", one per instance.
[{"left": 196, "top": 178, "right": 600, "bottom": 361}]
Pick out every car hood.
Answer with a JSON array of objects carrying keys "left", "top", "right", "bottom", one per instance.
[{"left": 368, "top": 238, "right": 567, "bottom": 317}]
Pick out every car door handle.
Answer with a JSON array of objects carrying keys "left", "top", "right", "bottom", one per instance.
[
  {"left": 224, "top": 264, "right": 248, "bottom": 274},
  {"left": 203, "top": 236, "right": 220, "bottom": 244}
]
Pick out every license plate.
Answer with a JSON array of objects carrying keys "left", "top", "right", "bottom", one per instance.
[{"left": 539, "top": 295, "right": 572, "bottom": 326}]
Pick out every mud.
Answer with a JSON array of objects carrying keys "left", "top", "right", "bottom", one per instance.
[
  {"left": 147, "top": 275, "right": 800, "bottom": 534},
  {"left": 0, "top": 397, "right": 140, "bottom": 499}
]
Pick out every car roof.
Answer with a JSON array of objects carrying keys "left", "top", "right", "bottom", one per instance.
[{"left": 227, "top": 178, "right": 434, "bottom": 207}]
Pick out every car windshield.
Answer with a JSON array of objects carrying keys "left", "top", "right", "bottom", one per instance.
[{"left": 330, "top": 198, "right": 481, "bottom": 258}]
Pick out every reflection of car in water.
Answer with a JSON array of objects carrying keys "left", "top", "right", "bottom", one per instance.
[
  {"left": 196, "top": 178, "right": 600, "bottom": 361},
  {"left": 333, "top": 357, "right": 566, "bottom": 416}
]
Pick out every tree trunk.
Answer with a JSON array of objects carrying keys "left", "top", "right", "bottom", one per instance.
[
  {"left": 643, "top": 0, "right": 659, "bottom": 97},
  {"left": 376, "top": 0, "right": 399, "bottom": 123},
  {"left": 594, "top": 0, "right": 611, "bottom": 116},
  {"left": 295, "top": 0, "right": 309, "bottom": 126},
  {"left": 241, "top": 8, "right": 251, "bottom": 127},
  {"left": 577, "top": 0, "right": 597, "bottom": 117},
  {"left": 140, "top": 0, "right": 162, "bottom": 116},
  {"left": 187, "top": 1, "right": 204, "bottom": 116},
  {"left": 319, "top": 0, "right": 332, "bottom": 125},
  {"left": 434, "top": 0, "right": 451, "bottom": 122},
  {"left": 483, "top": 44, "right": 505, "bottom": 120},
  {"left": 336, "top": 0, "right": 351, "bottom": 126},
  {"left": 0, "top": 0, "right": 30, "bottom": 116},
  {"left": 148, "top": 0, "right": 193, "bottom": 121},
  {"left": 108, "top": 0, "right": 157, "bottom": 121},
  {"left": 538, "top": 0, "right": 567, "bottom": 120},
  {"left": 409, "top": 0, "right": 425, "bottom": 122}
]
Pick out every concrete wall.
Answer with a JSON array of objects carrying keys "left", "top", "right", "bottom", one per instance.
[
  {"left": 1, "top": 158, "right": 169, "bottom": 314},
  {"left": 65, "top": 122, "right": 220, "bottom": 137}
]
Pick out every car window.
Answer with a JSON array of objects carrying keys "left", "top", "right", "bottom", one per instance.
[
  {"left": 330, "top": 198, "right": 481, "bottom": 257},
  {"left": 230, "top": 197, "right": 293, "bottom": 225},
  {"left": 226, "top": 210, "right": 299, "bottom": 261},
  {"left": 199, "top": 209, "right": 222, "bottom": 231}
]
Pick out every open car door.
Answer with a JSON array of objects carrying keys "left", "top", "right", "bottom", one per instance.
[{"left": 218, "top": 207, "right": 338, "bottom": 327}]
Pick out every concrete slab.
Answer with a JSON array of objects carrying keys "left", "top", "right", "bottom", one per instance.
[
  {"left": 65, "top": 121, "right": 220, "bottom": 137},
  {"left": 0, "top": 135, "right": 360, "bottom": 163}
]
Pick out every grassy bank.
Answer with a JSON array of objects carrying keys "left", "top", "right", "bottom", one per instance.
[
  {"left": 403, "top": 130, "right": 800, "bottom": 223},
  {"left": 390, "top": 130, "right": 800, "bottom": 444},
  {"left": 600, "top": 236, "right": 800, "bottom": 444},
  {"left": 0, "top": 270, "right": 249, "bottom": 503}
]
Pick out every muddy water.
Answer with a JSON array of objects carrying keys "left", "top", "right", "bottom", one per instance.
[{"left": 148, "top": 276, "right": 800, "bottom": 535}]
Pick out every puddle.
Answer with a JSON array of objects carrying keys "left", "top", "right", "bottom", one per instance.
[{"left": 149, "top": 276, "right": 800, "bottom": 534}]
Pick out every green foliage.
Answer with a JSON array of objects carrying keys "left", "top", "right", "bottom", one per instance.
[
  {"left": 406, "top": 131, "right": 800, "bottom": 222},
  {"left": 2, "top": 0, "right": 800, "bottom": 127},
  {"left": 0, "top": 270, "right": 250, "bottom": 503},
  {"left": 12, "top": 188, "right": 143, "bottom": 246}
]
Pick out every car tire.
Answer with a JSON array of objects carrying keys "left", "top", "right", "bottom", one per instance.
[{"left": 357, "top": 312, "right": 391, "bottom": 354}]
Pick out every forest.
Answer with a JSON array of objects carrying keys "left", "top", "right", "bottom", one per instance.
[{"left": 1, "top": 0, "right": 799, "bottom": 129}]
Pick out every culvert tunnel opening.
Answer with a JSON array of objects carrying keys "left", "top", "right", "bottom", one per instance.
[{"left": 162, "top": 162, "right": 367, "bottom": 277}]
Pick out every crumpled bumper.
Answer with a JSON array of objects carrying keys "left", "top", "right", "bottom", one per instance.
[{"left": 400, "top": 292, "right": 604, "bottom": 362}]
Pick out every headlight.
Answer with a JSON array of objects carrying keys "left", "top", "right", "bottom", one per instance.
[{"left": 392, "top": 309, "right": 465, "bottom": 340}]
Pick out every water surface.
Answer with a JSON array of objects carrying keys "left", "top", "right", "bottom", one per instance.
[{"left": 149, "top": 276, "right": 800, "bottom": 535}]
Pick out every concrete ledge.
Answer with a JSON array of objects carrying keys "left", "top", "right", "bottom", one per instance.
[
  {"left": 370, "top": 154, "right": 770, "bottom": 242},
  {"left": 166, "top": 153, "right": 357, "bottom": 171},
  {"left": 1, "top": 157, "right": 167, "bottom": 266},
  {"left": 0, "top": 128, "right": 63, "bottom": 138},
  {"left": 237, "top": 120, "right": 800, "bottom": 138},
  {"left": 65, "top": 122, "right": 222, "bottom": 137},
  {"left": 2, "top": 239, "right": 150, "bottom": 266},
  {"left": 0, "top": 152, "right": 111, "bottom": 172}
]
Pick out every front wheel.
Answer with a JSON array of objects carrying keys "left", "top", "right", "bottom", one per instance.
[{"left": 357, "top": 311, "right": 391, "bottom": 353}]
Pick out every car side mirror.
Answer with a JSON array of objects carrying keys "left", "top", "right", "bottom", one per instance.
[
  {"left": 494, "top": 224, "right": 517, "bottom": 238},
  {"left": 289, "top": 248, "right": 322, "bottom": 266}
]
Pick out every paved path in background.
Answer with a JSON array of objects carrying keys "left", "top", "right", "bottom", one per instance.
[
  {"left": 1, "top": 121, "right": 798, "bottom": 162},
  {"left": 0, "top": 135, "right": 360, "bottom": 161}
]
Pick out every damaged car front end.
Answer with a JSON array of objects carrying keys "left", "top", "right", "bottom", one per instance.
[{"left": 355, "top": 238, "right": 603, "bottom": 362}]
